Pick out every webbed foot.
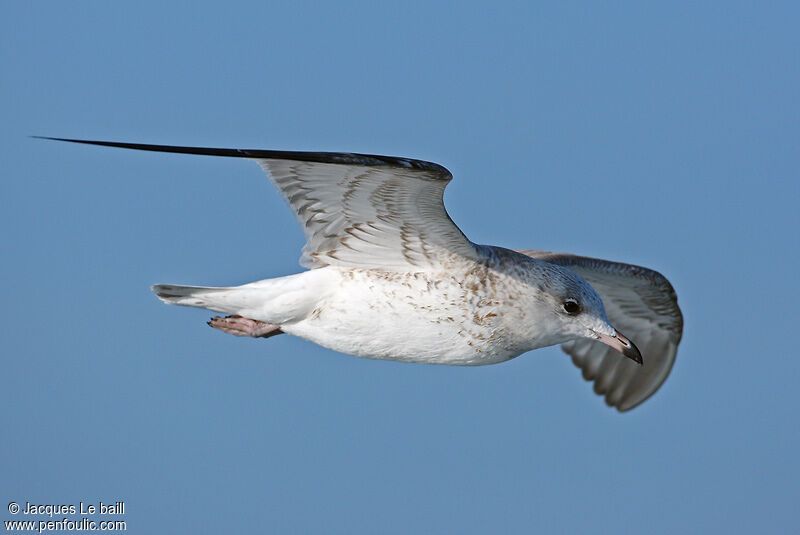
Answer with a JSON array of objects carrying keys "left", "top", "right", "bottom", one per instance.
[{"left": 208, "top": 315, "right": 283, "bottom": 339}]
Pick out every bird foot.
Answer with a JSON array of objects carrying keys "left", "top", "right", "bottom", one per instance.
[{"left": 208, "top": 315, "right": 283, "bottom": 339}]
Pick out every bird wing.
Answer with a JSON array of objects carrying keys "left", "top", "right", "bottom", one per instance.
[
  {"left": 517, "top": 250, "right": 684, "bottom": 411},
  {"left": 39, "top": 137, "right": 482, "bottom": 270},
  {"left": 252, "top": 155, "right": 480, "bottom": 269}
]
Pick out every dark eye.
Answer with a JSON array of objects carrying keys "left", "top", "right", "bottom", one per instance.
[{"left": 563, "top": 299, "right": 581, "bottom": 315}]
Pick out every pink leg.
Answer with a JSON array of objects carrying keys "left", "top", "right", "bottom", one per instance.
[{"left": 208, "top": 315, "right": 283, "bottom": 339}]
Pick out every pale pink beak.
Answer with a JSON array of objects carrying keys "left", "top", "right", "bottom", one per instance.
[{"left": 592, "top": 329, "right": 643, "bottom": 366}]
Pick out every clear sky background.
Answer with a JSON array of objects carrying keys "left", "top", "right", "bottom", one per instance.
[{"left": 3, "top": 2, "right": 798, "bottom": 533}]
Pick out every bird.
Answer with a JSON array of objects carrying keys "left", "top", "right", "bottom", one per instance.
[{"left": 40, "top": 136, "right": 683, "bottom": 411}]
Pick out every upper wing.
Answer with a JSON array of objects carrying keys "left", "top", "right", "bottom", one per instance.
[
  {"left": 254, "top": 157, "right": 480, "bottom": 269},
  {"left": 39, "top": 137, "right": 482, "bottom": 270},
  {"left": 517, "top": 250, "right": 684, "bottom": 412}
]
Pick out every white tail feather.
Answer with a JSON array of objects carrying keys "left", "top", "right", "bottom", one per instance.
[
  {"left": 151, "top": 284, "right": 249, "bottom": 315},
  {"left": 151, "top": 271, "right": 331, "bottom": 325}
]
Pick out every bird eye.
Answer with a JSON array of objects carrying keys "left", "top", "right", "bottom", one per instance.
[{"left": 563, "top": 299, "right": 581, "bottom": 315}]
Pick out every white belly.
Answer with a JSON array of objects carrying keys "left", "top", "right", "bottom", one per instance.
[{"left": 282, "top": 268, "right": 533, "bottom": 365}]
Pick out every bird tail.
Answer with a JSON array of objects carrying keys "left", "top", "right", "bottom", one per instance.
[
  {"left": 151, "top": 271, "right": 327, "bottom": 325},
  {"left": 151, "top": 284, "right": 256, "bottom": 316}
]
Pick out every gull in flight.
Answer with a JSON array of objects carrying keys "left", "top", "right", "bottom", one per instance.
[{"left": 41, "top": 137, "right": 683, "bottom": 411}]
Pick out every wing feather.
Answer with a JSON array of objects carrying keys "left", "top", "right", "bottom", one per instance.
[
  {"left": 256, "top": 158, "right": 480, "bottom": 269},
  {"left": 37, "top": 137, "right": 481, "bottom": 270}
]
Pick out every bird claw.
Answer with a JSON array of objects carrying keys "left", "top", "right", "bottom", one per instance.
[{"left": 208, "top": 315, "right": 283, "bottom": 339}]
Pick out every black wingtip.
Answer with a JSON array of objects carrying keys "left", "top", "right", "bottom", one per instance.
[
  {"left": 31, "top": 136, "right": 252, "bottom": 158},
  {"left": 32, "top": 136, "right": 453, "bottom": 175},
  {"left": 32, "top": 136, "right": 91, "bottom": 143}
]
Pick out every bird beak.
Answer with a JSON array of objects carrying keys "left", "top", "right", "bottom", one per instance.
[{"left": 592, "top": 329, "right": 643, "bottom": 366}]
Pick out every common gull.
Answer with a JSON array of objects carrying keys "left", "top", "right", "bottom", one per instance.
[{"left": 40, "top": 137, "right": 683, "bottom": 411}]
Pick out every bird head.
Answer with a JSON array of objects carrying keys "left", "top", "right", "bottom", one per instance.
[{"left": 533, "top": 262, "right": 642, "bottom": 365}]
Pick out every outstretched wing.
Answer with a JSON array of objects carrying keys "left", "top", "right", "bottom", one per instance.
[
  {"left": 38, "top": 137, "right": 482, "bottom": 270},
  {"left": 253, "top": 156, "right": 480, "bottom": 269},
  {"left": 518, "top": 250, "right": 684, "bottom": 411}
]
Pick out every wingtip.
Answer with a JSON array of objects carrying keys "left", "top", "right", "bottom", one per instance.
[
  {"left": 31, "top": 136, "right": 92, "bottom": 144},
  {"left": 29, "top": 136, "right": 453, "bottom": 173}
]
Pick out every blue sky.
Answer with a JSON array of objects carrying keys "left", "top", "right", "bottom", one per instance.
[{"left": 3, "top": 1, "right": 798, "bottom": 533}]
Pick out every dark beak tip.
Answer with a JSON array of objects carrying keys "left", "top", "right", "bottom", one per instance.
[{"left": 624, "top": 343, "right": 644, "bottom": 366}]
